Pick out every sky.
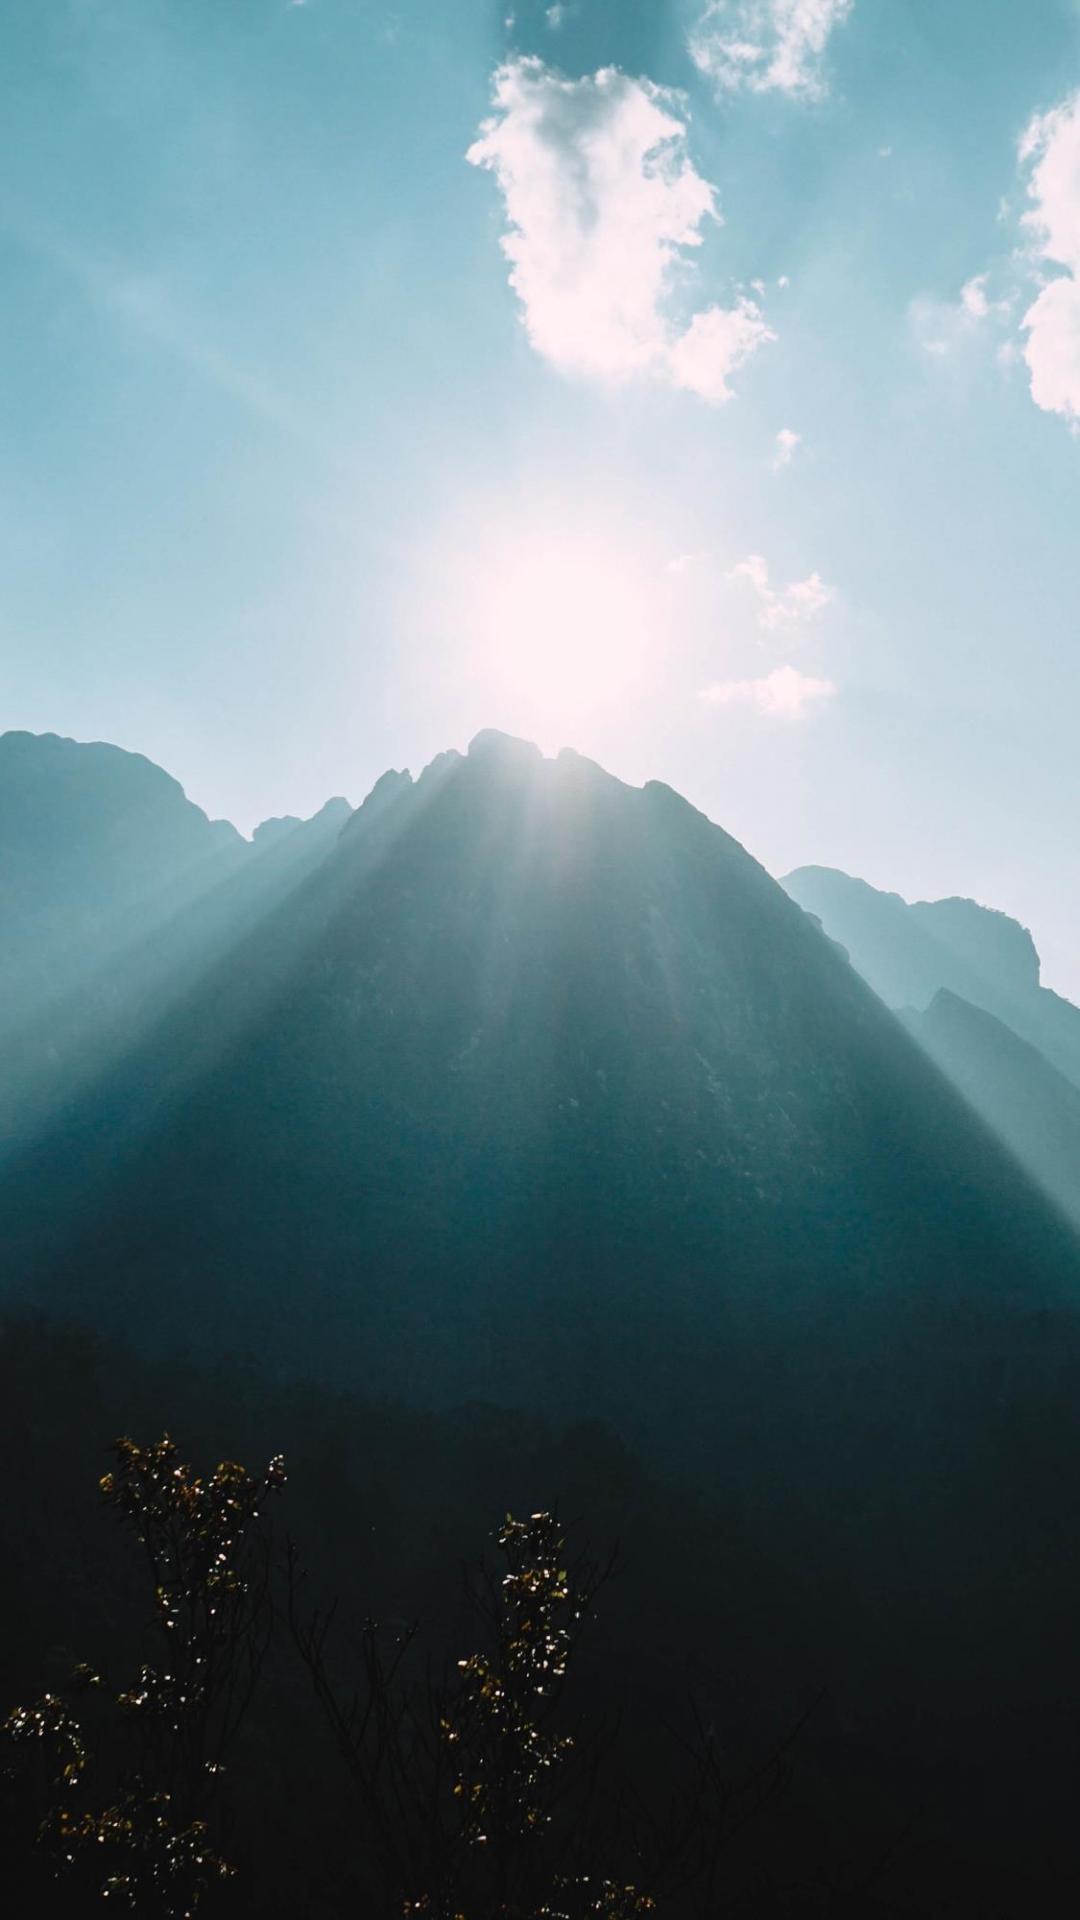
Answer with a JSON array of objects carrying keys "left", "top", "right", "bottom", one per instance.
[{"left": 2, "top": 0, "right": 1080, "bottom": 993}]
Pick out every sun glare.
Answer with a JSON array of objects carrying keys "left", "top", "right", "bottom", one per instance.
[{"left": 428, "top": 522, "right": 667, "bottom": 745}]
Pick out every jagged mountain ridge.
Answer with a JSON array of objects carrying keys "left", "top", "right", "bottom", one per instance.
[
  {"left": 0, "top": 729, "right": 353, "bottom": 1030},
  {"left": 6, "top": 729, "right": 1080, "bottom": 1912},
  {"left": 782, "top": 863, "right": 1080, "bottom": 1087},
  {"left": 0, "top": 731, "right": 354, "bottom": 1149},
  {"left": 5, "top": 729, "right": 1080, "bottom": 1471},
  {"left": 783, "top": 863, "right": 1080, "bottom": 1226},
  {"left": 900, "top": 989, "right": 1080, "bottom": 1230}
]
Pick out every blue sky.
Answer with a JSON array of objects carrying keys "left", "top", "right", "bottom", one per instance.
[{"left": 3, "top": 0, "right": 1080, "bottom": 992}]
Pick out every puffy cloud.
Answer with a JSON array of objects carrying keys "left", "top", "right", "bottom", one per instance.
[
  {"left": 467, "top": 58, "right": 773, "bottom": 401},
  {"left": 689, "top": 0, "right": 854, "bottom": 99},
  {"left": 1018, "top": 91, "right": 1080, "bottom": 425},
  {"left": 772, "top": 425, "right": 801, "bottom": 468},
  {"left": 699, "top": 664, "right": 836, "bottom": 715},
  {"left": 728, "top": 552, "right": 833, "bottom": 629}
]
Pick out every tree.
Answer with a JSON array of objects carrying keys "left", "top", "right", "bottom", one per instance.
[{"left": 2, "top": 1435, "right": 284, "bottom": 1916}]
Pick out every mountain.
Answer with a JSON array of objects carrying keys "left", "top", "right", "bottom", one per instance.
[
  {"left": 0, "top": 730, "right": 353, "bottom": 1152},
  {"left": 782, "top": 864, "right": 1080, "bottom": 1226},
  {"left": 900, "top": 989, "right": 1080, "bottom": 1230},
  {"left": 8, "top": 729, "right": 1080, "bottom": 1905},
  {"left": 0, "top": 729, "right": 245, "bottom": 1029},
  {"left": 782, "top": 864, "right": 1080, "bottom": 1087},
  {"left": 6, "top": 730, "right": 1080, "bottom": 1445}
]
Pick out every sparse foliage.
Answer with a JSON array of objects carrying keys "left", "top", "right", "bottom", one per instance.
[
  {"left": 2, "top": 1435, "right": 285, "bottom": 1916},
  {"left": 290, "top": 1508, "right": 661, "bottom": 1918}
]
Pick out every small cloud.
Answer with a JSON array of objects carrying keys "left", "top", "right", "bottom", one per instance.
[
  {"left": 878, "top": 144, "right": 893, "bottom": 160},
  {"left": 729, "top": 551, "right": 833, "bottom": 629},
  {"left": 467, "top": 58, "right": 774, "bottom": 403},
  {"left": 665, "top": 551, "right": 703, "bottom": 574},
  {"left": 777, "top": 273, "right": 790, "bottom": 288},
  {"left": 909, "top": 274, "right": 1012, "bottom": 360},
  {"left": 959, "top": 273, "right": 1010, "bottom": 321},
  {"left": 772, "top": 425, "right": 801, "bottom": 469},
  {"left": 545, "top": 3, "right": 567, "bottom": 25},
  {"left": 689, "top": 0, "right": 855, "bottom": 100},
  {"left": 699, "top": 664, "right": 836, "bottom": 716}
]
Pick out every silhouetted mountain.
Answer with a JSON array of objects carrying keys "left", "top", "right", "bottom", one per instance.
[
  {"left": 0, "top": 731, "right": 354, "bottom": 1153},
  {"left": 902, "top": 989, "right": 1080, "bottom": 1230},
  {"left": 782, "top": 864, "right": 1080, "bottom": 1228},
  {"left": 782, "top": 864, "right": 1080, "bottom": 1087},
  {"left": 6, "top": 731, "right": 1080, "bottom": 1453},
  {"left": 0, "top": 730, "right": 245, "bottom": 1029},
  {"left": 8, "top": 732, "right": 1080, "bottom": 1910}
]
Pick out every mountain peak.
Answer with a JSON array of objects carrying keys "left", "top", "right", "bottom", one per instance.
[{"left": 467, "top": 728, "right": 544, "bottom": 766}]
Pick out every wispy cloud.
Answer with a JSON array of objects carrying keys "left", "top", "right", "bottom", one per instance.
[
  {"left": 466, "top": 58, "right": 774, "bottom": 402},
  {"left": 699, "top": 664, "right": 836, "bottom": 715},
  {"left": 909, "top": 272, "right": 1013, "bottom": 363},
  {"left": 728, "top": 552, "right": 833, "bottom": 630},
  {"left": 1017, "top": 91, "right": 1080, "bottom": 427},
  {"left": 689, "top": 0, "right": 854, "bottom": 99},
  {"left": 772, "top": 426, "right": 801, "bottom": 469}
]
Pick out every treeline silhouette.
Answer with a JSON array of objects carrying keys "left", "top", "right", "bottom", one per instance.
[
  {"left": 4, "top": 1313, "right": 1080, "bottom": 1917},
  {"left": 7, "top": 1427, "right": 803, "bottom": 1918}
]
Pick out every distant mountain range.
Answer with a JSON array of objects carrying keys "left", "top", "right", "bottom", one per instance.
[
  {"left": 0, "top": 731, "right": 351, "bottom": 1148},
  {"left": 3, "top": 726, "right": 1079, "bottom": 1464},
  {"left": 6, "top": 725, "right": 1080, "bottom": 1910},
  {"left": 783, "top": 864, "right": 1080, "bottom": 1225}
]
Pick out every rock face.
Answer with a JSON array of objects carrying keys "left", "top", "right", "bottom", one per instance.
[{"left": 5, "top": 733, "right": 1079, "bottom": 1482}]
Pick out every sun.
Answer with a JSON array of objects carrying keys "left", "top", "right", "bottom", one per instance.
[{"left": 422, "top": 514, "right": 668, "bottom": 746}]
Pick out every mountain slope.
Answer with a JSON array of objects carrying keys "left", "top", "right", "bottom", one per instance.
[
  {"left": 782, "top": 863, "right": 1080, "bottom": 1228},
  {"left": 0, "top": 731, "right": 354, "bottom": 1152},
  {"left": 0, "top": 730, "right": 245, "bottom": 1029},
  {"left": 7, "top": 733, "right": 1080, "bottom": 1911},
  {"left": 782, "top": 863, "right": 1080, "bottom": 1086},
  {"left": 6, "top": 731, "right": 1080, "bottom": 1457},
  {"left": 8, "top": 732, "right": 1080, "bottom": 1894},
  {"left": 903, "top": 989, "right": 1080, "bottom": 1229}
]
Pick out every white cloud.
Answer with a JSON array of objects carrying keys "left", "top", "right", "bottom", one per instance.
[
  {"left": 728, "top": 551, "right": 833, "bottom": 629},
  {"left": 467, "top": 58, "right": 774, "bottom": 401},
  {"left": 545, "top": 4, "right": 567, "bottom": 26},
  {"left": 772, "top": 425, "right": 801, "bottom": 468},
  {"left": 689, "top": 0, "right": 854, "bottom": 99},
  {"left": 960, "top": 274, "right": 994, "bottom": 319},
  {"left": 1018, "top": 91, "right": 1080, "bottom": 425},
  {"left": 699, "top": 664, "right": 836, "bottom": 716}
]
